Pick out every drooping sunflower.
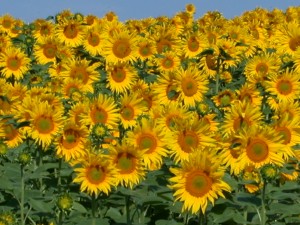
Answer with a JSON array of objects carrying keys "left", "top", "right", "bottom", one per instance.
[
  {"left": 244, "top": 53, "right": 280, "bottom": 85},
  {"left": 27, "top": 101, "right": 65, "bottom": 148},
  {"left": 55, "top": 19, "right": 85, "bottom": 47},
  {"left": 73, "top": 152, "right": 117, "bottom": 196},
  {"left": 198, "top": 52, "right": 218, "bottom": 79},
  {"left": 169, "top": 150, "right": 231, "bottom": 214},
  {"left": 33, "top": 37, "right": 59, "bottom": 65},
  {"left": 265, "top": 69, "right": 300, "bottom": 103},
  {"left": 0, "top": 47, "right": 31, "bottom": 80},
  {"left": 119, "top": 93, "right": 147, "bottom": 129},
  {"left": 81, "top": 94, "right": 119, "bottom": 129},
  {"left": 168, "top": 115, "right": 216, "bottom": 163},
  {"left": 175, "top": 66, "right": 209, "bottom": 107},
  {"left": 102, "top": 30, "right": 138, "bottom": 64},
  {"left": 125, "top": 118, "right": 168, "bottom": 170},
  {"left": 237, "top": 125, "right": 292, "bottom": 171},
  {"left": 106, "top": 62, "right": 137, "bottom": 94},
  {"left": 60, "top": 58, "right": 101, "bottom": 93},
  {"left": 55, "top": 121, "right": 88, "bottom": 162},
  {"left": 109, "top": 142, "right": 146, "bottom": 189}
]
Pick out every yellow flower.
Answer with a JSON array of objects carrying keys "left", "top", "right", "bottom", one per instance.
[
  {"left": 169, "top": 150, "right": 231, "bottom": 214},
  {"left": 73, "top": 152, "right": 117, "bottom": 196},
  {"left": 27, "top": 101, "right": 65, "bottom": 148},
  {"left": 106, "top": 62, "right": 137, "bottom": 94},
  {"left": 175, "top": 66, "right": 209, "bottom": 107},
  {"left": 102, "top": 30, "right": 138, "bottom": 64},
  {"left": 0, "top": 47, "right": 31, "bottom": 80},
  {"left": 109, "top": 142, "right": 146, "bottom": 189},
  {"left": 125, "top": 118, "right": 168, "bottom": 170},
  {"left": 81, "top": 94, "right": 119, "bottom": 129}
]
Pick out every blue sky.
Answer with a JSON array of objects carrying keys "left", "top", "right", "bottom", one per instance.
[{"left": 0, "top": 0, "right": 299, "bottom": 23}]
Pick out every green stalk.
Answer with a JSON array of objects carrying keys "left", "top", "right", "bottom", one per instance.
[
  {"left": 20, "top": 165, "right": 25, "bottom": 225},
  {"left": 57, "top": 158, "right": 62, "bottom": 192},
  {"left": 243, "top": 207, "right": 248, "bottom": 225},
  {"left": 36, "top": 148, "right": 43, "bottom": 190},
  {"left": 198, "top": 210, "right": 206, "bottom": 225},
  {"left": 58, "top": 209, "right": 63, "bottom": 225},
  {"left": 261, "top": 181, "right": 267, "bottom": 225},
  {"left": 126, "top": 195, "right": 132, "bottom": 225},
  {"left": 91, "top": 194, "right": 97, "bottom": 225}
]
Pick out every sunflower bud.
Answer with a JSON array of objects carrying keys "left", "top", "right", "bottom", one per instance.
[
  {"left": 18, "top": 152, "right": 31, "bottom": 166},
  {"left": 57, "top": 193, "right": 73, "bottom": 211},
  {"left": 261, "top": 164, "right": 278, "bottom": 180},
  {"left": 0, "top": 142, "right": 8, "bottom": 156}
]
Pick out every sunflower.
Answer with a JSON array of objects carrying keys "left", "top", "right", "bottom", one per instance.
[
  {"left": 119, "top": 93, "right": 147, "bottom": 129},
  {"left": 82, "top": 27, "right": 104, "bottom": 57},
  {"left": 265, "top": 69, "right": 300, "bottom": 103},
  {"left": 81, "top": 94, "right": 119, "bottom": 129},
  {"left": 61, "top": 78, "right": 85, "bottom": 100},
  {"left": 220, "top": 135, "right": 244, "bottom": 175},
  {"left": 0, "top": 33, "right": 12, "bottom": 54},
  {"left": 60, "top": 58, "right": 101, "bottom": 93},
  {"left": 109, "top": 142, "right": 146, "bottom": 189},
  {"left": 152, "top": 23, "right": 178, "bottom": 54},
  {"left": 221, "top": 101, "right": 263, "bottom": 137},
  {"left": 235, "top": 83, "right": 263, "bottom": 106},
  {"left": 102, "top": 30, "right": 138, "bottom": 64},
  {"left": 55, "top": 121, "right": 88, "bottom": 162},
  {"left": 33, "top": 37, "right": 59, "bottom": 65},
  {"left": 106, "top": 62, "right": 137, "bottom": 94},
  {"left": 151, "top": 71, "right": 180, "bottom": 105},
  {"left": 273, "top": 114, "right": 300, "bottom": 159},
  {"left": 73, "top": 152, "right": 117, "bottom": 196},
  {"left": 0, "top": 47, "right": 31, "bottom": 80},
  {"left": 198, "top": 52, "right": 218, "bottom": 79},
  {"left": 2, "top": 120, "right": 24, "bottom": 148},
  {"left": 242, "top": 165, "right": 263, "bottom": 193},
  {"left": 169, "top": 150, "right": 231, "bottom": 214},
  {"left": 156, "top": 101, "right": 193, "bottom": 134},
  {"left": 168, "top": 115, "right": 216, "bottom": 163},
  {"left": 0, "top": 14, "right": 16, "bottom": 36},
  {"left": 212, "top": 89, "right": 237, "bottom": 111},
  {"left": 155, "top": 51, "right": 181, "bottom": 72},
  {"left": 32, "top": 19, "right": 56, "bottom": 42},
  {"left": 274, "top": 21, "right": 300, "bottom": 56},
  {"left": 68, "top": 102, "right": 89, "bottom": 126},
  {"left": 179, "top": 31, "right": 207, "bottom": 59},
  {"left": 136, "top": 36, "right": 156, "bottom": 60},
  {"left": 55, "top": 19, "right": 85, "bottom": 47},
  {"left": 273, "top": 101, "right": 300, "bottom": 122},
  {"left": 27, "top": 101, "right": 65, "bottom": 148},
  {"left": 244, "top": 53, "right": 280, "bottom": 85},
  {"left": 237, "top": 125, "right": 292, "bottom": 171},
  {"left": 125, "top": 118, "right": 168, "bottom": 170},
  {"left": 175, "top": 66, "right": 209, "bottom": 107}
]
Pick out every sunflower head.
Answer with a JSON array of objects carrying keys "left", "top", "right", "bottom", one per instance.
[{"left": 57, "top": 193, "right": 73, "bottom": 211}]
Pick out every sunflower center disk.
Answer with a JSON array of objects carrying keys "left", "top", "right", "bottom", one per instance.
[
  {"left": 117, "top": 153, "right": 135, "bottom": 174},
  {"left": 255, "top": 63, "right": 268, "bottom": 75},
  {"left": 36, "top": 117, "right": 54, "bottom": 134},
  {"left": 188, "top": 38, "right": 199, "bottom": 52},
  {"left": 112, "top": 68, "right": 126, "bottom": 82},
  {"left": 113, "top": 40, "right": 131, "bottom": 58},
  {"left": 64, "top": 24, "right": 78, "bottom": 39},
  {"left": 121, "top": 106, "right": 134, "bottom": 120},
  {"left": 246, "top": 139, "right": 269, "bottom": 162},
  {"left": 7, "top": 57, "right": 21, "bottom": 71},
  {"left": 87, "top": 166, "right": 105, "bottom": 184},
  {"left": 92, "top": 108, "right": 108, "bottom": 124},
  {"left": 289, "top": 36, "right": 300, "bottom": 51},
  {"left": 277, "top": 127, "right": 291, "bottom": 144},
  {"left": 277, "top": 80, "right": 292, "bottom": 95},
  {"left": 186, "top": 171, "right": 212, "bottom": 197},
  {"left": 139, "top": 134, "right": 157, "bottom": 154},
  {"left": 43, "top": 44, "right": 56, "bottom": 58},
  {"left": 88, "top": 34, "right": 100, "bottom": 46},
  {"left": 182, "top": 78, "right": 198, "bottom": 97},
  {"left": 178, "top": 131, "right": 198, "bottom": 153}
]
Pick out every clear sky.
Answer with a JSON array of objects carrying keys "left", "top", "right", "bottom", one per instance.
[{"left": 0, "top": 0, "right": 299, "bottom": 23}]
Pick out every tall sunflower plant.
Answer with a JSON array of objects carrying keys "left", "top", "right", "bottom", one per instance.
[{"left": 1, "top": 4, "right": 300, "bottom": 225}]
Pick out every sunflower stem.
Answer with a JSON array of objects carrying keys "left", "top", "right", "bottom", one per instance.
[
  {"left": 261, "top": 181, "right": 267, "bottom": 225},
  {"left": 126, "top": 195, "right": 132, "bottom": 225},
  {"left": 37, "top": 147, "right": 43, "bottom": 191},
  {"left": 243, "top": 206, "right": 248, "bottom": 225},
  {"left": 57, "top": 158, "right": 62, "bottom": 192},
  {"left": 91, "top": 193, "right": 97, "bottom": 218},
  {"left": 198, "top": 210, "right": 206, "bottom": 225},
  {"left": 58, "top": 209, "right": 63, "bottom": 225},
  {"left": 215, "top": 56, "right": 221, "bottom": 95},
  {"left": 20, "top": 164, "right": 25, "bottom": 225}
]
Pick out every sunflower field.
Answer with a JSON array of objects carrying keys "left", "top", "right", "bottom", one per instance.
[{"left": 1, "top": 4, "right": 300, "bottom": 225}]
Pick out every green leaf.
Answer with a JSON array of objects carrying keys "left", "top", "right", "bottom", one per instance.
[
  {"left": 72, "top": 201, "right": 87, "bottom": 213},
  {"left": 29, "top": 198, "right": 53, "bottom": 212},
  {"left": 155, "top": 220, "right": 183, "bottom": 225},
  {"left": 105, "top": 207, "right": 125, "bottom": 223}
]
